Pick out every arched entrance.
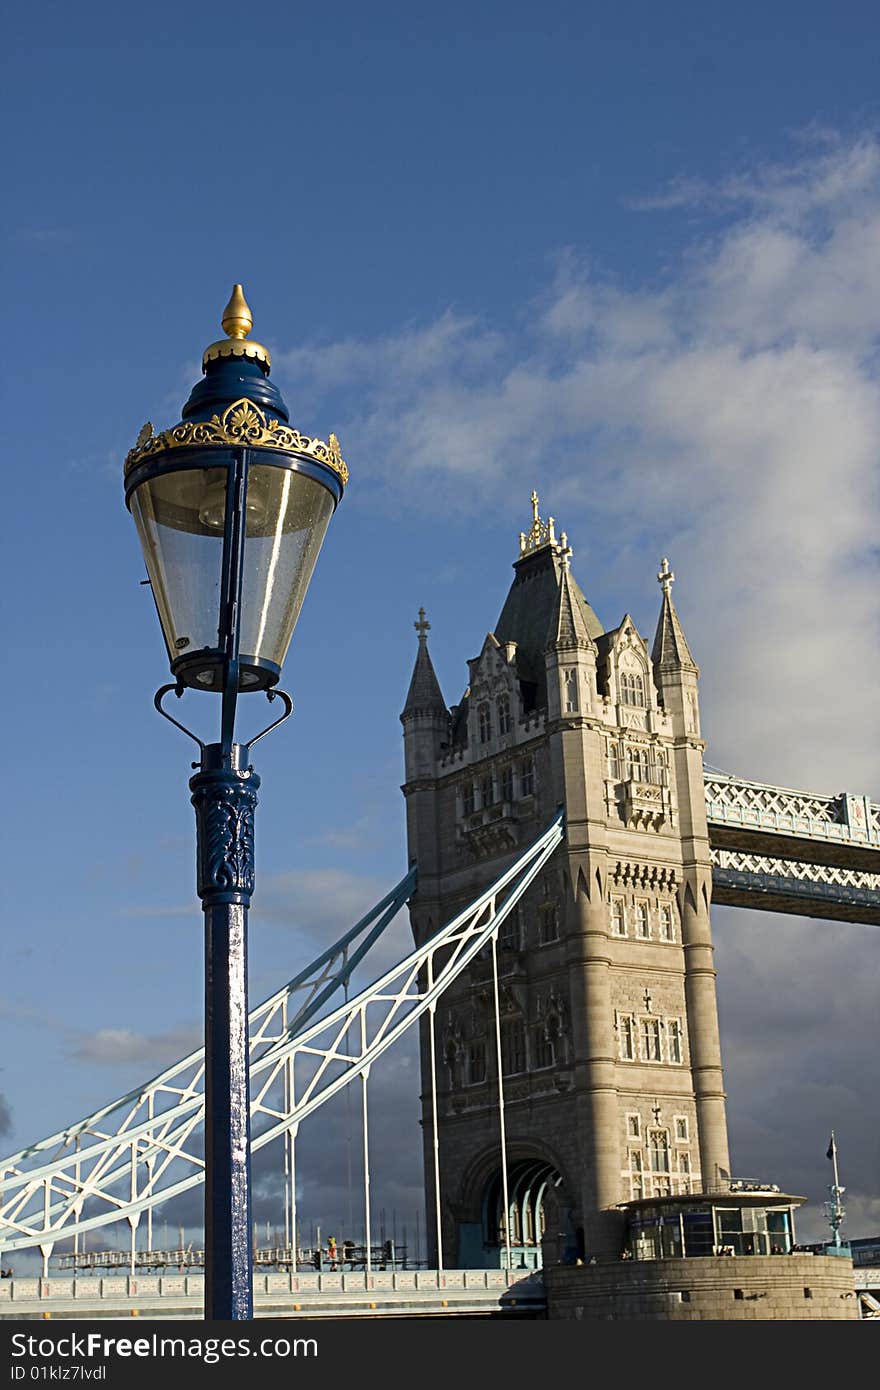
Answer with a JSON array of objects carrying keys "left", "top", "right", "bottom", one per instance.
[{"left": 482, "top": 1158, "right": 564, "bottom": 1270}]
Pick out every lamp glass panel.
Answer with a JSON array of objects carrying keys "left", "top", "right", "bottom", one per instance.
[
  {"left": 239, "top": 464, "right": 334, "bottom": 668},
  {"left": 129, "top": 466, "right": 228, "bottom": 662}
]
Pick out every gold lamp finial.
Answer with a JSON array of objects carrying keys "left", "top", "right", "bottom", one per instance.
[
  {"left": 221, "top": 284, "right": 253, "bottom": 341},
  {"left": 202, "top": 283, "right": 271, "bottom": 371}
]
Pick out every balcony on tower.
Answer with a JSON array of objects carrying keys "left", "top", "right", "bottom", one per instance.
[{"left": 619, "top": 776, "right": 673, "bottom": 830}]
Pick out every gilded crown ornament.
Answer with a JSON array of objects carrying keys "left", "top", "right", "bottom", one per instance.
[
  {"left": 519, "top": 490, "right": 567, "bottom": 557},
  {"left": 125, "top": 398, "right": 349, "bottom": 485}
]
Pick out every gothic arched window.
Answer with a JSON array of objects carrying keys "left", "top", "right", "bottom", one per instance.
[
  {"left": 629, "top": 745, "right": 650, "bottom": 782},
  {"left": 533, "top": 1025, "right": 555, "bottom": 1069},
  {"left": 501, "top": 1019, "right": 527, "bottom": 1075},
  {"left": 618, "top": 1014, "right": 635, "bottom": 1060},
  {"left": 497, "top": 693, "right": 511, "bottom": 735},
  {"left": 649, "top": 1130, "right": 670, "bottom": 1174},
  {"left": 611, "top": 899, "right": 626, "bottom": 936},
  {"left": 500, "top": 764, "right": 514, "bottom": 803},
  {"left": 478, "top": 702, "right": 492, "bottom": 743},
  {"left": 621, "top": 672, "right": 646, "bottom": 707},
  {"left": 468, "top": 1040, "right": 486, "bottom": 1085},
  {"left": 519, "top": 756, "right": 535, "bottom": 797},
  {"left": 538, "top": 898, "right": 559, "bottom": 944},
  {"left": 641, "top": 1017, "right": 662, "bottom": 1062},
  {"left": 564, "top": 668, "right": 579, "bottom": 713}
]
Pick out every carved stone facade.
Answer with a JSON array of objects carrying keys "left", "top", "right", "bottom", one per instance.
[{"left": 401, "top": 511, "right": 730, "bottom": 1268}]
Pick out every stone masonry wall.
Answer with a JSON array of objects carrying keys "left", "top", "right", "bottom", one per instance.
[{"left": 545, "top": 1254, "right": 859, "bottom": 1320}]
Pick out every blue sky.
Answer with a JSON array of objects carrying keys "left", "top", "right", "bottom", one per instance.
[{"left": 3, "top": 0, "right": 879, "bottom": 1266}]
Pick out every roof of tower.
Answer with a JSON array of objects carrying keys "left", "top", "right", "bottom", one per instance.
[
  {"left": 651, "top": 558, "right": 698, "bottom": 671},
  {"left": 545, "top": 561, "right": 599, "bottom": 653},
  {"left": 494, "top": 494, "right": 604, "bottom": 696},
  {"left": 401, "top": 608, "right": 449, "bottom": 721}
]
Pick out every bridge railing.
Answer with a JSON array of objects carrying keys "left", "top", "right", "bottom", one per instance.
[{"left": 704, "top": 773, "right": 879, "bottom": 845}]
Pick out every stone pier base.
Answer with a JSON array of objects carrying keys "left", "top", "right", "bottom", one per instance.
[{"left": 545, "top": 1254, "right": 858, "bottom": 1320}]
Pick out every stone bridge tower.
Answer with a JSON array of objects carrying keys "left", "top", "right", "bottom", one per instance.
[{"left": 401, "top": 498, "right": 730, "bottom": 1267}]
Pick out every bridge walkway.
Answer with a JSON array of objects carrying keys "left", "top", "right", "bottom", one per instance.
[{"left": 0, "top": 1270, "right": 546, "bottom": 1320}]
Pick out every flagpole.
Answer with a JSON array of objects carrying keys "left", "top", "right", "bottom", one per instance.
[{"left": 825, "top": 1131, "right": 845, "bottom": 1249}]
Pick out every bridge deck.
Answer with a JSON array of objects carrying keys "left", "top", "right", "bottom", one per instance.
[
  {"left": 712, "top": 871, "right": 880, "bottom": 925},
  {"left": 0, "top": 1270, "right": 546, "bottom": 1320}
]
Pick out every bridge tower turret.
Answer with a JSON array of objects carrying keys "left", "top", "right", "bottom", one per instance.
[
  {"left": 651, "top": 561, "right": 731, "bottom": 1189},
  {"left": 401, "top": 501, "right": 734, "bottom": 1269},
  {"left": 401, "top": 608, "right": 450, "bottom": 948}
]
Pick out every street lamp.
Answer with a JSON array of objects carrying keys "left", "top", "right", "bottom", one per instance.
[{"left": 123, "top": 285, "right": 347, "bottom": 1319}]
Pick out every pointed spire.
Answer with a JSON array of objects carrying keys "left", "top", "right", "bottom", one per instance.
[
  {"left": 545, "top": 565, "right": 598, "bottom": 652},
  {"left": 652, "top": 558, "right": 698, "bottom": 671},
  {"left": 401, "top": 608, "right": 448, "bottom": 720}
]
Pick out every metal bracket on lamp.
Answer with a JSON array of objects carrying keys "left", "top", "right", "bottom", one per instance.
[{"left": 154, "top": 682, "right": 294, "bottom": 764}]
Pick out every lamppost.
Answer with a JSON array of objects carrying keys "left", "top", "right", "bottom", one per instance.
[{"left": 123, "top": 286, "right": 347, "bottom": 1319}]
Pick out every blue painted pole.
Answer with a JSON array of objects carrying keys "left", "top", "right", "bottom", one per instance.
[{"left": 191, "top": 746, "right": 260, "bottom": 1319}]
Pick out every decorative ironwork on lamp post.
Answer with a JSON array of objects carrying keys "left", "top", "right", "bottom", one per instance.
[{"left": 123, "top": 286, "right": 347, "bottom": 1319}]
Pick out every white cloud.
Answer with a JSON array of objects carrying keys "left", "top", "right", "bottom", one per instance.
[
  {"left": 118, "top": 904, "right": 199, "bottom": 920},
  {"left": 270, "top": 133, "right": 880, "bottom": 1229},
  {"left": 69, "top": 1027, "right": 200, "bottom": 1068},
  {"left": 275, "top": 132, "right": 880, "bottom": 795}
]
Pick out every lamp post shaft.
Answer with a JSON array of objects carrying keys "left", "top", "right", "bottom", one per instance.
[
  {"left": 191, "top": 749, "right": 260, "bottom": 1319},
  {"left": 125, "top": 288, "right": 348, "bottom": 1321}
]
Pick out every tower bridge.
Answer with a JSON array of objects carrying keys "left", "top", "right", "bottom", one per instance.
[
  {"left": 1, "top": 499, "right": 875, "bottom": 1320},
  {"left": 704, "top": 770, "right": 880, "bottom": 924}
]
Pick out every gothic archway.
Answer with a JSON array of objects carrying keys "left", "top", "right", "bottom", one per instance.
[{"left": 482, "top": 1158, "right": 563, "bottom": 1269}]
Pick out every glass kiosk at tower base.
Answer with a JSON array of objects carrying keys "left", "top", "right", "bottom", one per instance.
[{"left": 620, "top": 1184, "right": 803, "bottom": 1260}]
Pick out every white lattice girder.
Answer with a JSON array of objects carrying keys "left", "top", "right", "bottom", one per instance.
[
  {"left": 711, "top": 848, "right": 880, "bottom": 890},
  {"left": 0, "top": 816, "right": 564, "bottom": 1254},
  {"left": 704, "top": 771, "right": 880, "bottom": 845}
]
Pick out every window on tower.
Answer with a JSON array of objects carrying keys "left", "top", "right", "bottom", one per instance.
[
  {"left": 629, "top": 1149, "right": 644, "bottom": 1200},
  {"left": 481, "top": 774, "right": 494, "bottom": 808},
  {"left": 564, "top": 668, "right": 579, "bottom": 713},
  {"left": 462, "top": 782, "right": 475, "bottom": 817},
  {"left": 621, "top": 672, "right": 646, "bottom": 707},
  {"left": 497, "top": 693, "right": 511, "bottom": 734},
  {"left": 468, "top": 1040, "right": 486, "bottom": 1085},
  {"left": 635, "top": 901, "right": 650, "bottom": 939},
  {"left": 478, "top": 702, "right": 492, "bottom": 743},
  {"left": 500, "top": 764, "right": 514, "bottom": 803},
  {"left": 678, "top": 1151, "right": 691, "bottom": 1193},
  {"left": 499, "top": 908, "right": 520, "bottom": 952},
  {"left": 649, "top": 1130, "right": 671, "bottom": 1173},
  {"left": 538, "top": 899, "right": 559, "bottom": 944},
  {"left": 532, "top": 1026, "right": 555, "bottom": 1069},
  {"left": 611, "top": 899, "right": 626, "bottom": 936},
  {"left": 618, "top": 1014, "right": 635, "bottom": 1060},
  {"left": 641, "top": 1017, "right": 662, "bottom": 1062},
  {"left": 519, "top": 756, "right": 535, "bottom": 797},
  {"left": 501, "top": 1019, "right": 527, "bottom": 1075},
  {"left": 660, "top": 903, "right": 675, "bottom": 941},
  {"left": 668, "top": 1019, "right": 684, "bottom": 1064},
  {"left": 629, "top": 745, "right": 651, "bottom": 782}
]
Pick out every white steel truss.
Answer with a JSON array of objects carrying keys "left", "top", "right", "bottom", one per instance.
[
  {"left": 0, "top": 815, "right": 564, "bottom": 1260},
  {"left": 712, "top": 848, "right": 880, "bottom": 892},
  {"left": 704, "top": 770, "right": 880, "bottom": 845}
]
